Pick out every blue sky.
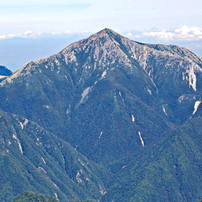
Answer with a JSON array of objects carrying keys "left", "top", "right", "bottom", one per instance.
[
  {"left": 1, "top": 0, "right": 202, "bottom": 34},
  {"left": 0, "top": 0, "right": 202, "bottom": 71}
]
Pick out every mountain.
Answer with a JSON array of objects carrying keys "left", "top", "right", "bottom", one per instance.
[
  {"left": 0, "top": 29, "right": 177, "bottom": 164},
  {"left": 1, "top": 28, "right": 202, "bottom": 201},
  {"left": 0, "top": 65, "right": 12, "bottom": 82},
  {"left": 0, "top": 109, "right": 111, "bottom": 202},
  {"left": 102, "top": 117, "right": 202, "bottom": 202}
]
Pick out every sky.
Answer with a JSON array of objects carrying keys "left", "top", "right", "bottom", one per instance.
[{"left": 0, "top": 0, "right": 202, "bottom": 72}]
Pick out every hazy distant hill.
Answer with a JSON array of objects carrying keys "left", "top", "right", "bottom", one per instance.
[
  {"left": 0, "top": 65, "right": 12, "bottom": 76},
  {"left": 0, "top": 65, "right": 12, "bottom": 82}
]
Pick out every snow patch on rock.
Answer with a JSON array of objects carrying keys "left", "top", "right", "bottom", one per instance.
[
  {"left": 138, "top": 131, "right": 145, "bottom": 147},
  {"left": 147, "top": 88, "right": 152, "bottom": 95},
  {"left": 20, "top": 119, "right": 28, "bottom": 129},
  {"left": 162, "top": 106, "right": 168, "bottom": 116},
  {"left": 101, "top": 70, "right": 107, "bottom": 79},
  {"left": 99, "top": 184, "right": 107, "bottom": 195},
  {"left": 186, "top": 64, "right": 197, "bottom": 91},
  {"left": 99, "top": 131, "right": 103, "bottom": 138},
  {"left": 38, "top": 166, "right": 47, "bottom": 173},
  {"left": 80, "top": 87, "right": 91, "bottom": 103},
  {"left": 13, "top": 134, "right": 23, "bottom": 154},
  {"left": 76, "top": 170, "right": 83, "bottom": 183},
  {"left": 41, "top": 157, "right": 46, "bottom": 164},
  {"left": 193, "top": 100, "right": 201, "bottom": 115},
  {"left": 119, "top": 91, "right": 124, "bottom": 102},
  {"left": 131, "top": 115, "right": 135, "bottom": 122},
  {"left": 55, "top": 193, "right": 59, "bottom": 201}
]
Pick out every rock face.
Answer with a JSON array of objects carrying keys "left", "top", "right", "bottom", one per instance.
[{"left": 1, "top": 28, "right": 202, "bottom": 201}]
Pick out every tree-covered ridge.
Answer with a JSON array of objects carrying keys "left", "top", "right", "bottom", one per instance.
[
  {"left": 12, "top": 191, "right": 57, "bottom": 202},
  {"left": 0, "top": 109, "right": 111, "bottom": 202},
  {"left": 71, "top": 200, "right": 95, "bottom": 202},
  {"left": 102, "top": 117, "right": 202, "bottom": 202},
  {"left": 12, "top": 191, "right": 96, "bottom": 202}
]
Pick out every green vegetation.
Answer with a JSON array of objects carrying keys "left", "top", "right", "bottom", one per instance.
[
  {"left": 12, "top": 192, "right": 57, "bottom": 202},
  {"left": 71, "top": 200, "right": 96, "bottom": 202},
  {"left": 12, "top": 191, "right": 96, "bottom": 202},
  {"left": 102, "top": 117, "right": 202, "bottom": 202},
  {"left": 0, "top": 109, "right": 111, "bottom": 202}
]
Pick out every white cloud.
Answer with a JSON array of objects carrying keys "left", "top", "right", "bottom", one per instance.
[
  {"left": 24, "top": 30, "right": 33, "bottom": 35},
  {"left": 0, "top": 31, "right": 35, "bottom": 39},
  {"left": 0, "top": 30, "right": 91, "bottom": 40},
  {"left": 1, "top": 26, "right": 202, "bottom": 45},
  {"left": 127, "top": 26, "right": 202, "bottom": 42}
]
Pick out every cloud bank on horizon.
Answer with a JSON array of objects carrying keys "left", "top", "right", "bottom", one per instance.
[
  {"left": 1, "top": 26, "right": 202, "bottom": 43},
  {"left": 129, "top": 26, "right": 202, "bottom": 42},
  {"left": 0, "top": 30, "right": 90, "bottom": 40}
]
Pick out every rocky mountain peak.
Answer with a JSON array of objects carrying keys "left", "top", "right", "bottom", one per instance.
[
  {"left": 60, "top": 28, "right": 135, "bottom": 74},
  {"left": 0, "top": 28, "right": 135, "bottom": 88},
  {"left": 95, "top": 28, "right": 121, "bottom": 37},
  {"left": 1, "top": 28, "right": 202, "bottom": 98}
]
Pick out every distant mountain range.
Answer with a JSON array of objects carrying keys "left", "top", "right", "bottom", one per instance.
[{"left": 1, "top": 28, "right": 202, "bottom": 201}]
